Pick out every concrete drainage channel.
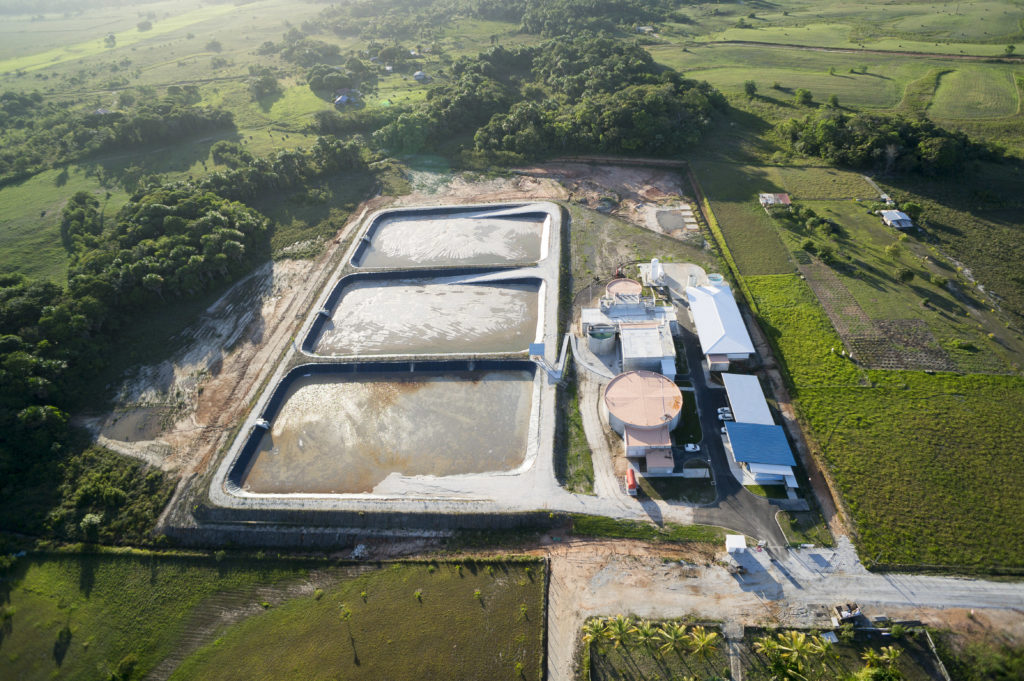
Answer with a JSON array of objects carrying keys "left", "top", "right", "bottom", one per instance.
[{"left": 166, "top": 202, "right": 566, "bottom": 546}]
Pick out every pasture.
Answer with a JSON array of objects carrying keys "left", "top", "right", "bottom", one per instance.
[
  {"left": 745, "top": 273, "right": 1024, "bottom": 568},
  {"left": 167, "top": 560, "right": 545, "bottom": 681},
  {"left": 929, "top": 66, "right": 1021, "bottom": 119},
  {"left": 0, "top": 166, "right": 125, "bottom": 281},
  {"left": 0, "top": 554, "right": 545, "bottom": 681}
]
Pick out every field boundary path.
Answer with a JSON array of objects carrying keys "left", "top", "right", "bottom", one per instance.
[{"left": 703, "top": 40, "right": 1024, "bottom": 62}]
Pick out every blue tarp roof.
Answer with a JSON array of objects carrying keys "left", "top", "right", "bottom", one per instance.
[{"left": 725, "top": 422, "right": 795, "bottom": 466}]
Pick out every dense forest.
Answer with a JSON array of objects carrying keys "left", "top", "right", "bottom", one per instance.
[
  {"left": 776, "top": 110, "right": 1001, "bottom": 175},
  {"left": 365, "top": 36, "right": 725, "bottom": 157},
  {"left": 310, "top": 0, "right": 684, "bottom": 41}
]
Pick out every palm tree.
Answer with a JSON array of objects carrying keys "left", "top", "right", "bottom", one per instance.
[
  {"left": 633, "top": 619, "right": 659, "bottom": 650},
  {"left": 658, "top": 622, "right": 688, "bottom": 657},
  {"left": 605, "top": 614, "right": 635, "bottom": 649},
  {"left": 879, "top": 645, "right": 902, "bottom": 669},
  {"left": 776, "top": 630, "right": 813, "bottom": 669},
  {"left": 581, "top": 618, "right": 608, "bottom": 653},
  {"left": 754, "top": 634, "right": 780, "bottom": 658},
  {"left": 860, "top": 649, "right": 882, "bottom": 668},
  {"left": 687, "top": 625, "right": 721, "bottom": 662}
]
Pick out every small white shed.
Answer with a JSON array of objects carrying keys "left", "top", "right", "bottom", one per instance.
[{"left": 725, "top": 534, "right": 747, "bottom": 554}]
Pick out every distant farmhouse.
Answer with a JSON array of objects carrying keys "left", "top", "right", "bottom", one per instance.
[
  {"left": 881, "top": 209, "right": 914, "bottom": 230},
  {"left": 758, "top": 193, "right": 791, "bottom": 213}
]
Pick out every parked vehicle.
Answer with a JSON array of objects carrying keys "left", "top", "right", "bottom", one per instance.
[
  {"left": 625, "top": 468, "right": 638, "bottom": 496},
  {"left": 717, "top": 407, "right": 732, "bottom": 415},
  {"left": 684, "top": 443, "right": 700, "bottom": 453},
  {"left": 720, "top": 426, "right": 728, "bottom": 435},
  {"left": 718, "top": 413, "right": 734, "bottom": 421}
]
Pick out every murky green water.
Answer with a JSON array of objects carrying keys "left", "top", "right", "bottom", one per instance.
[{"left": 243, "top": 371, "right": 534, "bottom": 494}]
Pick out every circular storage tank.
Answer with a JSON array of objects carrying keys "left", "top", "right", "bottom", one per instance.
[
  {"left": 606, "top": 278, "right": 642, "bottom": 299},
  {"left": 588, "top": 325, "right": 616, "bottom": 355},
  {"left": 603, "top": 370, "right": 683, "bottom": 435}
]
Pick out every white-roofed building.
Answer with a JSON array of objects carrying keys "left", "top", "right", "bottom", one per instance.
[
  {"left": 721, "top": 373, "right": 773, "bottom": 425},
  {"left": 685, "top": 283, "right": 755, "bottom": 371},
  {"left": 881, "top": 210, "right": 913, "bottom": 229}
]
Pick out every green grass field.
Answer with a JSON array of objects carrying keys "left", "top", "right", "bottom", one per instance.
[
  {"left": 0, "top": 554, "right": 545, "bottom": 681},
  {"left": 746, "top": 274, "right": 1024, "bottom": 568},
  {"left": 168, "top": 561, "right": 545, "bottom": 681},
  {"left": 930, "top": 67, "right": 1020, "bottom": 119},
  {"left": 690, "top": 161, "right": 796, "bottom": 276},
  {"left": 775, "top": 167, "right": 876, "bottom": 200},
  {"left": 0, "top": 552, "right": 315, "bottom": 681},
  {"left": 0, "top": 167, "right": 127, "bottom": 281}
]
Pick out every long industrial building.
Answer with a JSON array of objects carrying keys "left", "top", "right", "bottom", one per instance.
[{"left": 685, "top": 280, "right": 755, "bottom": 372}]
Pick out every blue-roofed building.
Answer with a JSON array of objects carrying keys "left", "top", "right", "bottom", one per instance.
[{"left": 723, "top": 421, "right": 797, "bottom": 488}]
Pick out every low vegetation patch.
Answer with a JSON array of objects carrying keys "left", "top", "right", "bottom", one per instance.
[{"left": 0, "top": 553, "right": 545, "bottom": 681}]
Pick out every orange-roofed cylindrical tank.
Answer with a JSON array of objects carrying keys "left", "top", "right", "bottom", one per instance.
[
  {"left": 605, "top": 278, "right": 642, "bottom": 299},
  {"left": 603, "top": 370, "right": 682, "bottom": 435}
]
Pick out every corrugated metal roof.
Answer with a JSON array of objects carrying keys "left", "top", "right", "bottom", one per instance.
[
  {"left": 685, "top": 284, "right": 755, "bottom": 356},
  {"left": 725, "top": 422, "right": 795, "bottom": 466},
  {"left": 721, "top": 373, "right": 774, "bottom": 425}
]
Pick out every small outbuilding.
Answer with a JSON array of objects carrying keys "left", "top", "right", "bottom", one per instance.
[
  {"left": 758, "top": 193, "right": 791, "bottom": 213},
  {"left": 881, "top": 210, "right": 913, "bottom": 230},
  {"left": 413, "top": 70, "right": 428, "bottom": 82},
  {"left": 725, "top": 534, "right": 747, "bottom": 554}
]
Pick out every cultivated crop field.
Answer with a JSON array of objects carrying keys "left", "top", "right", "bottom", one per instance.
[
  {"left": 0, "top": 553, "right": 545, "bottom": 681},
  {"left": 929, "top": 67, "right": 1021, "bottom": 119},
  {"left": 746, "top": 274, "right": 1024, "bottom": 568}
]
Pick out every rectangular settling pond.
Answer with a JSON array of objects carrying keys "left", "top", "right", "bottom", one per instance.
[
  {"left": 352, "top": 205, "right": 550, "bottom": 268},
  {"left": 234, "top": 363, "right": 535, "bottom": 495},
  {"left": 308, "top": 276, "right": 541, "bottom": 356}
]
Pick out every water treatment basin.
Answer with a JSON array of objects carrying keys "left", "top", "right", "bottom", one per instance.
[
  {"left": 351, "top": 203, "right": 554, "bottom": 268},
  {"left": 233, "top": 364, "right": 536, "bottom": 495},
  {"left": 306, "top": 274, "right": 542, "bottom": 357}
]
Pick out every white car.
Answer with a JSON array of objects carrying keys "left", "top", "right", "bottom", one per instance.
[
  {"left": 720, "top": 426, "right": 728, "bottom": 436},
  {"left": 684, "top": 443, "right": 700, "bottom": 453},
  {"left": 718, "top": 413, "right": 734, "bottom": 421},
  {"left": 716, "top": 407, "right": 732, "bottom": 415}
]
